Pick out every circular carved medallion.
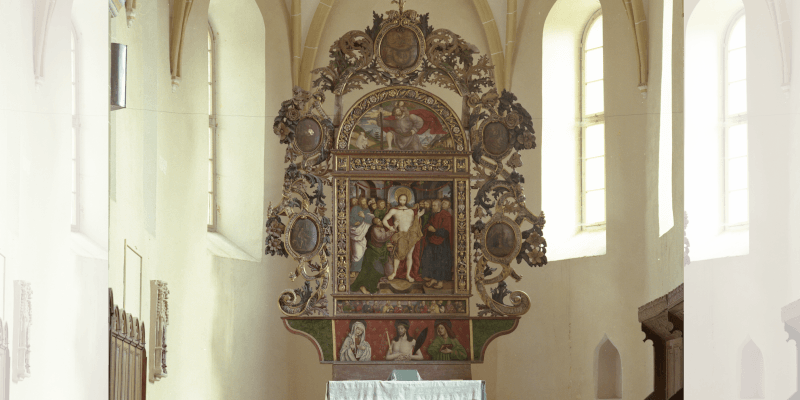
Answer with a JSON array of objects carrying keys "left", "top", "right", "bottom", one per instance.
[
  {"left": 380, "top": 27, "right": 420, "bottom": 70},
  {"left": 483, "top": 122, "right": 510, "bottom": 156},
  {"left": 485, "top": 222, "right": 517, "bottom": 258},
  {"left": 295, "top": 118, "right": 323, "bottom": 153},
  {"left": 289, "top": 218, "right": 319, "bottom": 255}
]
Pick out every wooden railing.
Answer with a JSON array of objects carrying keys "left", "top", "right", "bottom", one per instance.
[{"left": 109, "top": 289, "right": 146, "bottom": 400}]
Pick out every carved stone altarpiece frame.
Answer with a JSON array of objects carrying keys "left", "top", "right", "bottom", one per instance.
[{"left": 266, "top": 1, "right": 551, "bottom": 378}]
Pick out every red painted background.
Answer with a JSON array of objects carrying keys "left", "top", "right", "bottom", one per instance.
[{"left": 334, "top": 319, "right": 471, "bottom": 361}]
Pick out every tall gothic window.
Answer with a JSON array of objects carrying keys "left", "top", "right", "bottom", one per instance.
[
  {"left": 724, "top": 13, "right": 747, "bottom": 228},
  {"left": 581, "top": 11, "right": 605, "bottom": 229},
  {"left": 71, "top": 27, "right": 79, "bottom": 231},
  {"left": 207, "top": 24, "right": 217, "bottom": 231}
]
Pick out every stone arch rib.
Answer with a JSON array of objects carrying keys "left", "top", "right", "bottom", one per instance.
[
  {"left": 472, "top": 0, "right": 507, "bottom": 91},
  {"left": 299, "top": 0, "right": 335, "bottom": 90},
  {"left": 621, "top": 0, "right": 649, "bottom": 96},
  {"left": 765, "top": 0, "right": 792, "bottom": 91}
]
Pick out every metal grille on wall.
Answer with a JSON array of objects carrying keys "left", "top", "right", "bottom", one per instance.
[{"left": 109, "top": 289, "right": 146, "bottom": 400}]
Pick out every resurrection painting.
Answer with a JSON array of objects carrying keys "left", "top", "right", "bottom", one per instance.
[
  {"left": 334, "top": 319, "right": 471, "bottom": 362},
  {"left": 348, "top": 100, "right": 454, "bottom": 151},
  {"left": 348, "top": 180, "right": 455, "bottom": 294}
]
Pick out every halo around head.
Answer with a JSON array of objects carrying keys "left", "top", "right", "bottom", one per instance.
[{"left": 393, "top": 187, "right": 414, "bottom": 205}]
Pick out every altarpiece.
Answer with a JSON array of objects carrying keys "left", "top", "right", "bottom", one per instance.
[{"left": 266, "top": 1, "right": 550, "bottom": 380}]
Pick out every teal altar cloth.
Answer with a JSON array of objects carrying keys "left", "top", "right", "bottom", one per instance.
[{"left": 325, "top": 380, "right": 487, "bottom": 400}]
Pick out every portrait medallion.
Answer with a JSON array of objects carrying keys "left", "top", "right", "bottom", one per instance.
[
  {"left": 289, "top": 218, "right": 319, "bottom": 255},
  {"left": 380, "top": 27, "right": 420, "bottom": 70},
  {"left": 482, "top": 122, "right": 510, "bottom": 157},
  {"left": 485, "top": 222, "right": 517, "bottom": 258},
  {"left": 295, "top": 117, "right": 323, "bottom": 153}
]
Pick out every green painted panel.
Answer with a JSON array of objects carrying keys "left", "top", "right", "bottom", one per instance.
[
  {"left": 287, "top": 319, "right": 334, "bottom": 361},
  {"left": 471, "top": 319, "right": 515, "bottom": 361}
]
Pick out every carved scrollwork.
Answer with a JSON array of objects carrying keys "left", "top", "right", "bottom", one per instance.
[
  {"left": 153, "top": 280, "right": 169, "bottom": 381},
  {"left": 312, "top": 7, "right": 494, "bottom": 98},
  {"left": 13, "top": 281, "right": 32, "bottom": 382},
  {"left": 349, "top": 157, "right": 453, "bottom": 172},
  {"left": 268, "top": 87, "right": 334, "bottom": 317},
  {"left": 468, "top": 89, "right": 547, "bottom": 317}
]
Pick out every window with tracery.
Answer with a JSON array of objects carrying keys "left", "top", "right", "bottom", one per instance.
[
  {"left": 581, "top": 12, "right": 605, "bottom": 229},
  {"left": 207, "top": 24, "right": 217, "bottom": 231},
  {"left": 724, "top": 14, "right": 748, "bottom": 228}
]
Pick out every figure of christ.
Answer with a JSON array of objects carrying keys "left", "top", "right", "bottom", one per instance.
[
  {"left": 385, "top": 320, "right": 423, "bottom": 361},
  {"left": 380, "top": 102, "right": 449, "bottom": 151},
  {"left": 349, "top": 197, "right": 373, "bottom": 272},
  {"left": 419, "top": 199, "right": 454, "bottom": 289},
  {"left": 427, "top": 320, "right": 467, "bottom": 361},
  {"left": 350, "top": 218, "right": 395, "bottom": 294},
  {"left": 339, "top": 321, "right": 371, "bottom": 362},
  {"left": 382, "top": 193, "right": 425, "bottom": 282}
]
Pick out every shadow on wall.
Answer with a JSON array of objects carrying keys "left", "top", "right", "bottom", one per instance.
[
  {"left": 739, "top": 338, "right": 765, "bottom": 398},
  {"left": 595, "top": 335, "right": 622, "bottom": 399}
]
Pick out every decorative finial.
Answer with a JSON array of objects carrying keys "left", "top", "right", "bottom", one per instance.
[{"left": 391, "top": 0, "right": 406, "bottom": 13}]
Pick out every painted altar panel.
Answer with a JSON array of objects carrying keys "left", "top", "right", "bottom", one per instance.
[
  {"left": 348, "top": 100, "right": 453, "bottom": 151},
  {"left": 334, "top": 319, "right": 472, "bottom": 362},
  {"left": 334, "top": 177, "right": 470, "bottom": 297},
  {"left": 346, "top": 179, "right": 455, "bottom": 294}
]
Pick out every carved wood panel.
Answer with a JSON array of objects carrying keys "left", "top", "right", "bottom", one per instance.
[{"left": 109, "top": 289, "right": 146, "bottom": 400}]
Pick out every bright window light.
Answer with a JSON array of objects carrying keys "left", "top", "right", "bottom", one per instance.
[
  {"left": 724, "top": 14, "right": 748, "bottom": 228},
  {"left": 582, "top": 13, "right": 605, "bottom": 228}
]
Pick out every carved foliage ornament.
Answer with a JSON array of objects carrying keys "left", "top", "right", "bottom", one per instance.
[
  {"left": 13, "top": 281, "right": 32, "bottom": 382},
  {"left": 153, "top": 281, "right": 169, "bottom": 381},
  {"left": 267, "top": 1, "right": 549, "bottom": 318},
  {"left": 312, "top": 8, "right": 493, "bottom": 97},
  {"left": 269, "top": 87, "right": 335, "bottom": 317}
]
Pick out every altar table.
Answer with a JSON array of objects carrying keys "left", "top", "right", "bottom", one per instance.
[{"left": 325, "top": 380, "right": 487, "bottom": 400}]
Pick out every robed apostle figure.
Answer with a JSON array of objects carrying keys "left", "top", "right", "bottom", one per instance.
[
  {"left": 350, "top": 217, "right": 394, "bottom": 294},
  {"left": 419, "top": 199, "right": 454, "bottom": 289},
  {"left": 427, "top": 320, "right": 467, "bottom": 361}
]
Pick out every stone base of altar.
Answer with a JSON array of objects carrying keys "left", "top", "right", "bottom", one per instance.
[{"left": 332, "top": 362, "right": 472, "bottom": 381}]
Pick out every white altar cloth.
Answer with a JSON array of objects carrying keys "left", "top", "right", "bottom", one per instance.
[{"left": 326, "top": 380, "right": 487, "bottom": 400}]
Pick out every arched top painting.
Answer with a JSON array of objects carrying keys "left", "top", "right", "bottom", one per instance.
[
  {"left": 267, "top": 0, "right": 550, "bottom": 328},
  {"left": 338, "top": 87, "right": 466, "bottom": 153}
]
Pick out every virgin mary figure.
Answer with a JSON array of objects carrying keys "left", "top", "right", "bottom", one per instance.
[{"left": 339, "top": 320, "right": 371, "bottom": 362}]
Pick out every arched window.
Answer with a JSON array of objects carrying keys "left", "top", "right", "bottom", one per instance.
[
  {"left": 740, "top": 338, "right": 764, "bottom": 398},
  {"left": 684, "top": 1, "right": 748, "bottom": 260},
  {"left": 596, "top": 336, "right": 622, "bottom": 399},
  {"left": 207, "top": 23, "right": 217, "bottom": 231},
  {"left": 724, "top": 13, "right": 747, "bottom": 228},
  {"left": 71, "top": 26, "right": 79, "bottom": 231},
  {"left": 581, "top": 11, "right": 605, "bottom": 229}
]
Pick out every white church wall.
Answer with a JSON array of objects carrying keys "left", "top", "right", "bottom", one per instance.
[
  {"left": 0, "top": 0, "right": 108, "bottom": 398},
  {"left": 684, "top": 0, "right": 798, "bottom": 398},
  {"left": 792, "top": 0, "right": 800, "bottom": 304},
  {"left": 108, "top": 0, "right": 293, "bottom": 399},
  {"left": 495, "top": 0, "right": 684, "bottom": 398}
]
